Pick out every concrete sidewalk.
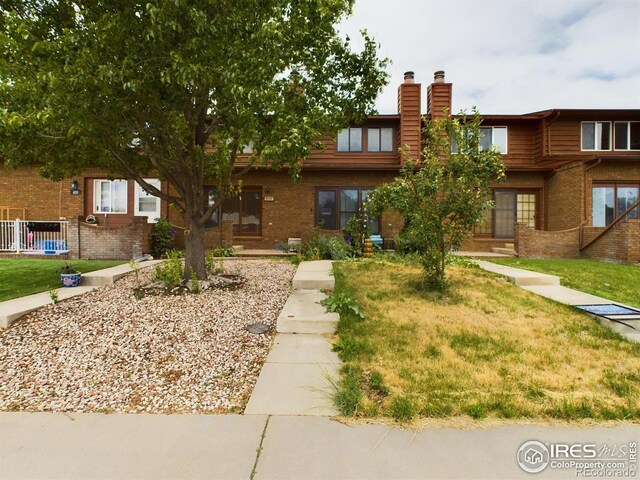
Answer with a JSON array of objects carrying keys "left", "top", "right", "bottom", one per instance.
[
  {"left": 0, "top": 260, "right": 161, "bottom": 328},
  {"left": 246, "top": 260, "right": 340, "bottom": 416},
  {"left": 476, "top": 260, "right": 640, "bottom": 343},
  {"left": 1, "top": 412, "right": 638, "bottom": 479}
]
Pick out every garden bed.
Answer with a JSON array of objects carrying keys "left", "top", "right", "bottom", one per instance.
[{"left": 0, "top": 259, "right": 295, "bottom": 413}]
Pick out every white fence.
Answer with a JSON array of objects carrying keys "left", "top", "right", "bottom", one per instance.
[{"left": 0, "top": 219, "right": 69, "bottom": 253}]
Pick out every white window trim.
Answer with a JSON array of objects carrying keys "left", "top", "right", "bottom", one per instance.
[
  {"left": 480, "top": 126, "right": 508, "bottom": 154},
  {"left": 613, "top": 121, "right": 640, "bottom": 151},
  {"left": 581, "top": 121, "right": 612, "bottom": 152},
  {"left": 134, "top": 178, "right": 162, "bottom": 223},
  {"left": 93, "top": 179, "right": 128, "bottom": 214}
]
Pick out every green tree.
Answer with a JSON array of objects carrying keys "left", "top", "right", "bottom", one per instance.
[
  {"left": 0, "top": 1, "right": 388, "bottom": 278},
  {"left": 366, "top": 110, "right": 505, "bottom": 291}
]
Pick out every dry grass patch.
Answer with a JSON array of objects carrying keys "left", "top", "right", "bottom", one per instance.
[{"left": 331, "top": 259, "right": 640, "bottom": 423}]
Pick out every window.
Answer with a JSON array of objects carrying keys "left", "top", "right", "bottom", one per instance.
[
  {"left": 581, "top": 122, "right": 611, "bottom": 151},
  {"left": 451, "top": 126, "right": 507, "bottom": 154},
  {"left": 475, "top": 190, "right": 538, "bottom": 237},
  {"left": 242, "top": 141, "right": 254, "bottom": 154},
  {"left": 204, "top": 187, "right": 262, "bottom": 235},
  {"left": 480, "top": 127, "right": 507, "bottom": 153},
  {"left": 134, "top": 179, "right": 161, "bottom": 223},
  {"left": 367, "top": 128, "right": 394, "bottom": 152},
  {"left": 315, "top": 187, "right": 380, "bottom": 234},
  {"left": 337, "top": 128, "right": 362, "bottom": 152},
  {"left": 593, "top": 183, "right": 639, "bottom": 227},
  {"left": 614, "top": 122, "right": 640, "bottom": 151},
  {"left": 94, "top": 180, "right": 128, "bottom": 214}
]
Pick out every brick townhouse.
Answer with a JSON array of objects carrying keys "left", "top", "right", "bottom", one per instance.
[{"left": 1, "top": 71, "right": 638, "bottom": 261}]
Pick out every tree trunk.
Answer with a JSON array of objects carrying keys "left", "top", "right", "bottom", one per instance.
[{"left": 183, "top": 216, "right": 207, "bottom": 280}]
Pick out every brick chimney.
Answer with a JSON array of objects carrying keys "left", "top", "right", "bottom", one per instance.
[
  {"left": 397, "top": 71, "right": 421, "bottom": 162},
  {"left": 426, "top": 70, "right": 452, "bottom": 119}
]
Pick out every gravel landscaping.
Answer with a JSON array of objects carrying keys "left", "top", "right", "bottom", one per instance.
[{"left": 0, "top": 259, "right": 296, "bottom": 414}]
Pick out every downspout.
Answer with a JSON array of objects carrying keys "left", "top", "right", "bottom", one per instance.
[{"left": 544, "top": 110, "right": 561, "bottom": 156}]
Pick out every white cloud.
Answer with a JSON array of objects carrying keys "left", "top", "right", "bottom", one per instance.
[{"left": 340, "top": 0, "right": 640, "bottom": 114}]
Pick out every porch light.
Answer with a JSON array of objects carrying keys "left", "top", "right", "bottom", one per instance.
[{"left": 70, "top": 179, "right": 81, "bottom": 195}]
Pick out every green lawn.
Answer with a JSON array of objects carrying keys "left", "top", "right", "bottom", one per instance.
[
  {"left": 0, "top": 259, "right": 125, "bottom": 301},
  {"left": 488, "top": 258, "right": 640, "bottom": 309}
]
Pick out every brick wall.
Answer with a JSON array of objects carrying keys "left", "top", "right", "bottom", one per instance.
[
  {"left": 546, "top": 164, "right": 583, "bottom": 230},
  {"left": 582, "top": 220, "right": 640, "bottom": 263},
  {"left": 514, "top": 223, "right": 581, "bottom": 258},
  {"left": 0, "top": 166, "right": 84, "bottom": 220},
  {"left": 167, "top": 170, "right": 403, "bottom": 249},
  {"left": 173, "top": 219, "right": 233, "bottom": 250},
  {"left": 68, "top": 216, "right": 152, "bottom": 260}
]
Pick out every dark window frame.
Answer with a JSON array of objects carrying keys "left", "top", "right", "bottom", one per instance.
[
  {"left": 474, "top": 188, "right": 540, "bottom": 238},
  {"left": 613, "top": 121, "right": 640, "bottom": 151},
  {"left": 203, "top": 186, "right": 263, "bottom": 236},
  {"left": 592, "top": 182, "right": 640, "bottom": 227},
  {"left": 336, "top": 127, "right": 363, "bottom": 152},
  {"left": 367, "top": 127, "right": 395, "bottom": 152},
  {"left": 315, "top": 187, "right": 381, "bottom": 234}
]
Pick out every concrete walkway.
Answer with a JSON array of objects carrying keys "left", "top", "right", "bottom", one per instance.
[
  {"left": 245, "top": 260, "right": 340, "bottom": 416},
  {"left": 476, "top": 260, "right": 640, "bottom": 343},
  {"left": 1, "top": 412, "right": 637, "bottom": 479},
  {"left": 0, "top": 260, "right": 162, "bottom": 328}
]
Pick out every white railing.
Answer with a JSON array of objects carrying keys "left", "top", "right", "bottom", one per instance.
[{"left": 0, "top": 219, "right": 69, "bottom": 253}]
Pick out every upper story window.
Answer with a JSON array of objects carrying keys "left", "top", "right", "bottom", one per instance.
[
  {"left": 94, "top": 180, "right": 128, "bottom": 214},
  {"left": 479, "top": 127, "right": 507, "bottom": 153},
  {"left": 337, "top": 128, "right": 362, "bottom": 152},
  {"left": 451, "top": 126, "right": 508, "bottom": 154},
  {"left": 581, "top": 122, "right": 611, "bottom": 151},
  {"left": 614, "top": 122, "right": 640, "bottom": 151},
  {"left": 242, "top": 141, "right": 254, "bottom": 154},
  {"left": 367, "top": 128, "right": 394, "bottom": 152}
]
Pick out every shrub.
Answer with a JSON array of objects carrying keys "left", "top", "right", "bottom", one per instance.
[
  {"left": 153, "top": 250, "right": 184, "bottom": 289},
  {"left": 303, "top": 228, "right": 354, "bottom": 260},
  {"left": 149, "top": 219, "right": 175, "bottom": 259}
]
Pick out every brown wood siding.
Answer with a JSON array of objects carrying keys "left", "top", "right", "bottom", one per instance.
[
  {"left": 427, "top": 83, "right": 452, "bottom": 118},
  {"left": 547, "top": 118, "right": 640, "bottom": 158},
  {"left": 398, "top": 82, "right": 421, "bottom": 162},
  {"left": 481, "top": 120, "right": 538, "bottom": 169}
]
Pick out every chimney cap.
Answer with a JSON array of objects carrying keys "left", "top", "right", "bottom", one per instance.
[
  {"left": 403, "top": 71, "right": 415, "bottom": 83},
  {"left": 434, "top": 70, "right": 445, "bottom": 83}
]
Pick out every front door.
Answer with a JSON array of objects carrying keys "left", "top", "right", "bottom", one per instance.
[
  {"left": 494, "top": 190, "right": 517, "bottom": 238},
  {"left": 222, "top": 188, "right": 262, "bottom": 236}
]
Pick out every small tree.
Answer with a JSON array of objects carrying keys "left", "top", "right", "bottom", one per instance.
[{"left": 366, "top": 110, "right": 505, "bottom": 291}]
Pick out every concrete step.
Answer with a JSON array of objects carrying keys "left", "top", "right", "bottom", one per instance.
[
  {"left": 276, "top": 289, "right": 339, "bottom": 334},
  {"left": 491, "top": 247, "right": 516, "bottom": 256},
  {"left": 504, "top": 243, "right": 515, "bottom": 249},
  {"left": 81, "top": 261, "right": 162, "bottom": 286},
  {"left": 476, "top": 260, "right": 560, "bottom": 286},
  {"left": 292, "top": 260, "right": 334, "bottom": 290},
  {"left": 232, "top": 245, "right": 244, "bottom": 252}
]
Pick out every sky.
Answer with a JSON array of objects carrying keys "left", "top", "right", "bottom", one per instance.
[{"left": 339, "top": 0, "right": 640, "bottom": 115}]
